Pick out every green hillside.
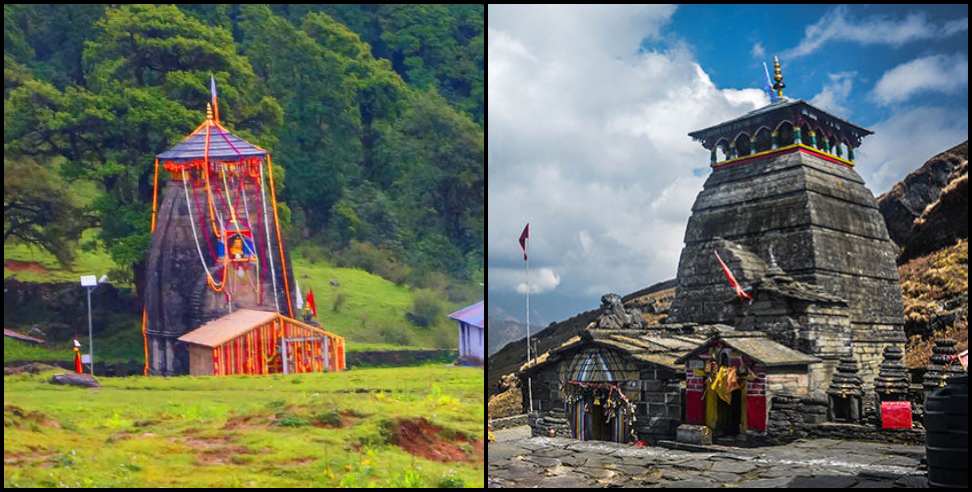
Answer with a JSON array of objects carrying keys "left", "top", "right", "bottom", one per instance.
[{"left": 3, "top": 365, "right": 484, "bottom": 487}]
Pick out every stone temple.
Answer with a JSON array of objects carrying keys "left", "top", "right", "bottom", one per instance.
[
  {"left": 669, "top": 89, "right": 905, "bottom": 394},
  {"left": 516, "top": 59, "right": 908, "bottom": 444}
]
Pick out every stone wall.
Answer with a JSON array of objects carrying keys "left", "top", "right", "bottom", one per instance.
[
  {"left": 763, "top": 393, "right": 924, "bottom": 446},
  {"left": 766, "top": 372, "right": 810, "bottom": 396},
  {"left": 634, "top": 367, "right": 683, "bottom": 441},
  {"left": 529, "top": 410, "right": 571, "bottom": 438}
]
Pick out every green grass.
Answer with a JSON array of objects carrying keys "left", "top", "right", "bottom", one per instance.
[
  {"left": 5, "top": 328, "right": 146, "bottom": 365},
  {"left": 4, "top": 229, "right": 124, "bottom": 286},
  {"left": 290, "top": 254, "right": 459, "bottom": 349},
  {"left": 3, "top": 364, "right": 483, "bottom": 488}
]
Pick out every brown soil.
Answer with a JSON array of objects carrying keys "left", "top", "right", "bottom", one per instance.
[
  {"left": 3, "top": 450, "right": 55, "bottom": 467},
  {"left": 173, "top": 432, "right": 255, "bottom": 465},
  {"left": 4, "top": 260, "right": 50, "bottom": 273},
  {"left": 4, "top": 405, "right": 61, "bottom": 430},
  {"left": 195, "top": 445, "right": 255, "bottom": 465},
  {"left": 390, "top": 418, "right": 483, "bottom": 463},
  {"left": 222, "top": 414, "right": 269, "bottom": 430}
]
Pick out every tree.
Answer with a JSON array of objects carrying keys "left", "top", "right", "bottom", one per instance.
[
  {"left": 5, "top": 5, "right": 282, "bottom": 298},
  {"left": 3, "top": 157, "right": 91, "bottom": 266},
  {"left": 377, "top": 90, "right": 484, "bottom": 277}
]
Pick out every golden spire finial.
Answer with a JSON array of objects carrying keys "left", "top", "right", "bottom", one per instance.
[
  {"left": 206, "top": 102, "right": 213, "bottom": 121},
  {"left": 772, "top": 56, "right": 785, "bottom": 98}
]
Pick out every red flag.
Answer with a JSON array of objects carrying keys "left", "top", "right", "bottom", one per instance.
[
  {"left": 73, "top": 349, "right": 83, "bottom": 374},
  {"left": 519, "top": 223, "right": 529, "bottom": 261},
  {"left": 714, "top": 250, "right": 752, "bottom": 301},
  {"left": 306, "top": 288, "right": 317, "bottom": 318}
]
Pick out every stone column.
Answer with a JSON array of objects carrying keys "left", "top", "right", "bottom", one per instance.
[
  {"left": 807, "top": 130, "right": 816, "bottom": 148},
  {"left": 793, "top": 127, "right": 802, "bottom": 145},
  {"left": 873, "top": 346, "right": 909, "bottom": 427},
  {"left": 710, "top": 147, "right": 717, "bottom": 164},
  {"left": 827, "top": 356, "right": 864, "bottom": 423},
  {"left": 771, "top": 131, "right": 779, "bottom": 150},
  {"left": 847, "top": 147, "right": 854, "bottom": 162},
  {"left": 923, "top": 338, "right": 963, "bottom": 395}
]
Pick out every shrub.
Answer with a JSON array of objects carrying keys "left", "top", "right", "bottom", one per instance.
[
  {"left": 332, "top": 293, "right": 347, "bottom": 313},
  {"left": 380, "top": 326, "right": 413, "bottom": 346},
  {"left": 275, "top": 414, "right": 309, "bottom": 427},
  {"left": 437, "top": 474, "right": 465, "bottom": 488},
  {"left": 313, "top": 410, "right": 342, "bottom": 427},
  {"left": 408, "top": 289, "right": 443, "bottom": 328}
]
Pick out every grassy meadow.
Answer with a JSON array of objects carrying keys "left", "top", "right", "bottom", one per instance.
[{"left": 3, "top": 364, "right": 483, "bottom": 488}]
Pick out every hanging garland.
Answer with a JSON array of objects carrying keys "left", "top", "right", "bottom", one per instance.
[{"left": 560, "top": 380, "right": 638, "bottom": 440}]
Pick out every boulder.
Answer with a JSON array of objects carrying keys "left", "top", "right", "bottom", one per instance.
[{"left": 50, "top": 373, "right": 101, "bottom": 388}]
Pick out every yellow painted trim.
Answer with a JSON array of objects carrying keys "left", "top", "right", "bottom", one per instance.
[{"left": 712, "top": 143, "right": 854, "bottom": 168}]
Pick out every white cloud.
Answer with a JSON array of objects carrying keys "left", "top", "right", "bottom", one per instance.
[
  {"left": 871, "top": 53, "right": 969, "bottom": 105},
  {"left": 488, "top": 5, "right": 770, "bottom": 307},
  {"left": 517, "top": 268, "right": 561, "bottom": 294},
  {"left": 490, "top": 266, "right": 562, "bottom": 295},
  {"left": 857, "top": 106, "right": 969, "bottom": 195},
  {"left": 810, "top": 71, "right": 856, "bottom": 118},
  {"left": 751, "top": 41, "right": 765, "bottom": 59},
  {"left": 781, "top": 6, "right": 968, "bottom": 59}
]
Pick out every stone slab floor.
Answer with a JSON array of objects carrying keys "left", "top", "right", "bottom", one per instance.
[{"left": 488, "top": 427, "right": 927, "bottom": 488}]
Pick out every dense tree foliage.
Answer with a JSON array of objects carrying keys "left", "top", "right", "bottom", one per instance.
[{"left": 4, "top": 4, "right": 483, "bottom": 291}]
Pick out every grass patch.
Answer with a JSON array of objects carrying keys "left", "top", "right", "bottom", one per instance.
[
  {"left": 4, "top": 229, "right": 124, "bottom": 286},
  {"left": 4, "top": 365, "right": 483, "bottom": 487},
  {"left": 289, "top": 253, "right": 461, "bottom": 349}
]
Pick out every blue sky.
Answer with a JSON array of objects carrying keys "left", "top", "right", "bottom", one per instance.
[
  {"left": 488, "top": 5, "right": 968, "bottom": 330},
  {"left": 663, "top": 4, "right": 968, "bottom": 126}
]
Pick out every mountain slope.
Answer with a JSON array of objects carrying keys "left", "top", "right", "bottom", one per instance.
[
  {"left": 877, "top": 141, "right": 969, "bottom": 369},
  {"left": 876, "top": 140, "right": 968, "bottom": 263}
]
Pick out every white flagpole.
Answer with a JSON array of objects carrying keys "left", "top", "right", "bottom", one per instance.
[{"left": 525, "top": 229, "right": 534, "bottom": 413}]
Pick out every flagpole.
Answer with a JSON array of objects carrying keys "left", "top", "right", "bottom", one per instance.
[{"left": 526, "top": 232, "right": 534, "bottom": 414}]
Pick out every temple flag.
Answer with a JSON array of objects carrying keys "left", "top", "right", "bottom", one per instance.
[
  {"left": 210, "top": 73, "right": 220, "bottom": 123},
  {"left": 306, "top": 289, "right": 318, "bottom": 318},
  {"left": 763, "top": 62, "right": 777, "bottom": 103},
  {"left": 519, "top": 223, "right": 529, "bottom": 261},
  {"left": 714, "top": 250, "right": 752, "bottom": 302},
  {"left": 295, "top": 279, "right": 304, "bottom": 310}
]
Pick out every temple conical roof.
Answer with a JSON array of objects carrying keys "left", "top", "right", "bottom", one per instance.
[{"left": 157, "top": 122, "right": 267, "bottom": 162}]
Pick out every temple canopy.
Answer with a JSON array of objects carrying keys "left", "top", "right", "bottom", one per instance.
[
  {"left": 688, "top": 98, "right": 873, "bottom": 151},
  {"left": 156, "top": 116, "right": 267, "bottom": 162}
]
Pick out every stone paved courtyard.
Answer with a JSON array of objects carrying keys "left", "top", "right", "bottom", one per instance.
[{"left": 488, "top": 427, "right": 927, "bottom": 488}]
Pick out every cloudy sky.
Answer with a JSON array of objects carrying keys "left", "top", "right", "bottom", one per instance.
[{"left": 487, "top": 4, "right": 969, "bottom": 326}]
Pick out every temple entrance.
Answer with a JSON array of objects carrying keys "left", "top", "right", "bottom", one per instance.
[
  {"left": 704, "top": 352, "right": 747, "bottom": 438},
  {"left": 715, "top": 388, "right": 743, "bottom": 436},
  {"left": 587, "top": 400, "right": 611, "bottom": 441},
  {"left": 568, "top": 396, "right": 627, "bottom": 442}
]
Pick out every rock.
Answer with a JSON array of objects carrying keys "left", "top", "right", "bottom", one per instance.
[
  {"left": 595, "top": 293, "right": 644, "bottom": 330},
  {"left": 49, "top": 373, "right": 100, "bottom": 388},
  {"left": 676, "top": 424, "right": 712, "bottom": 445},
  {"left": 877, "top": 140, "right": 967, "bottom": 261}
]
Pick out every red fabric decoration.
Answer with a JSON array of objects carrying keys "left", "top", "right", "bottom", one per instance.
[
  {"left": 306, "top": 289, "right": 318, "bottom": 318},
  {"left": 881, "top": 401, "right": 912, "bottom": 430}
]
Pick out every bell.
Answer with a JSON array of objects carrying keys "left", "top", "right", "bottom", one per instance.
[{"left": 593, "top": 397, "right": 601, "bottom": 406}]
